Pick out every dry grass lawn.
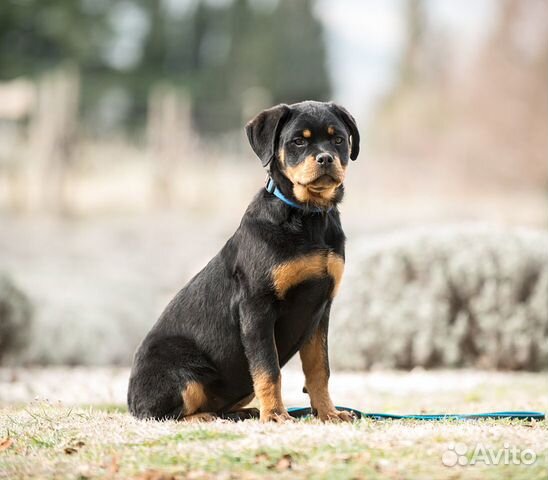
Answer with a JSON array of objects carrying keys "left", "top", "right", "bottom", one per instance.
[{"left": 0, "top": 369, "right": 547, "bottom": 479}]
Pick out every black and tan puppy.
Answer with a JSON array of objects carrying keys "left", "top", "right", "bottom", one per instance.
[{"left": 128, "top": 100, "right": 359, "bottom": 422}]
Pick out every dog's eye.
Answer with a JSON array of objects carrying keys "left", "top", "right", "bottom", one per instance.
[
  {"left": 293, "top": 138, "right": 306, "bottom": 146},
  {"left": 334, "top": 136, "right": 344, "bottom": 145}
]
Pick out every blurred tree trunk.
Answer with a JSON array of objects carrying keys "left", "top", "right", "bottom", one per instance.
[
  {"left": 148, "top": 85, "right": 192, "bottom": 208},
  {"left": 379, "top": 0, "right": 433, "bottom": 124},
  {"left": 398, "top": 0, "right": 427, "bottom": 89},
  {"left": 26, "top": 66, "right": 79, "bottom": 215}
]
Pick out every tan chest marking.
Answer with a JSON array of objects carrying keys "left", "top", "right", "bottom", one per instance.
[{"left": 272, "top": 251, "right": 344, "bottom": 299}]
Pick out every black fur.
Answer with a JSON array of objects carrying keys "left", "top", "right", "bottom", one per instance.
[{"left": 127, "top": 100, "right": 359, "bottom": 420}]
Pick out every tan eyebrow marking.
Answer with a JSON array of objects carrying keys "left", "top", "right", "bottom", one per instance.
[
  {"left": 303, "top": 129, "right": 312, "bottom": 138},
  {"left": 327, "top": 126, "right": 335, "bottom": 135}
]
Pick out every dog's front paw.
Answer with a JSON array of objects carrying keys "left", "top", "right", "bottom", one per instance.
[
  {"left": 318, "top": 408, "right": 355, "bottom": 423},
  {"left": 260, "top": 409, "right": 294, "bottom": 423}
]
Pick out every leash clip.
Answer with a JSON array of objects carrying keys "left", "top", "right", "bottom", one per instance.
[{"left": 264, "top": 175, "right": 276, "bottom": 194}]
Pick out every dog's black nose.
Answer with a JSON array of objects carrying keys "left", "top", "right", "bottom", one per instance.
[{"left": 316, "top": 153, "right": 334, "bottom": 165}]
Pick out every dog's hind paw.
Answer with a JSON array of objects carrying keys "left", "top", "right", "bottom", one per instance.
[
  {"left": 221, "top": 408, "right": 260, "bottom": 421},
  {"left": 182, "top": 412, "right": 218, "bottom": 423}
]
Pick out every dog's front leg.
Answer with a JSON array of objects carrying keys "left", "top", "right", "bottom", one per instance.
[
  {"left": 240, "top": 301, "right": 292, "bottom": 423},
  {"left": 300, "top": 307, "right": 354, "bottom": 422}
]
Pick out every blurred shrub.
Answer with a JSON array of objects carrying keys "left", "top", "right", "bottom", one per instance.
[
  {"left": 331, "top": 225, "right": 548, "bottom": 371},
  {"left": 0, "top": 273, "right": 32, "bottom": 364}
]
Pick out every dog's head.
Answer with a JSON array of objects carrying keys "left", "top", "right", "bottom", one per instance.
[{"left": 246, "top": 101, "right": 360, "bottom": 208}]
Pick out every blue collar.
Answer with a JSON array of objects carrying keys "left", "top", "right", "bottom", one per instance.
[{"left": 265, "top": 177, "right": 330, "bottom": 213}]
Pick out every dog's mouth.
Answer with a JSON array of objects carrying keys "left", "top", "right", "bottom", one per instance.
[{"left": 299, "top": 174, "right": 341, "bottom": 191}]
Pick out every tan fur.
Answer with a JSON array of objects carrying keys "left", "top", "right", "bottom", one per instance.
[
  {"left": 327, "top": 251, "right": 344, "bottom": 298},
  {"left": 272, "top": 253, "right": 326, "bottom": 299},
  {"left": 299, "top": 330, "right": 335, "bottom": 418},
  {"left": 292, "top": 183, "right": 338, "bottom": 207},
  {"left": 272, "top": 251, "right": 344, "bottom": 299},
  {"left": 278, "top": 147, "right": 286, "bottom": 166},
  {"left": 252, "top": 370, "right": 284, "bottom": 417},
  {"left": 285, "top": 155, "right": 320, "bottom": 185},
  {"left": 182, "top": 412, "right": 217, "bottom": 423},
  {"left": 303, "top": 129, "right": 312, "bottom": 138},
  {"left": 284, "top": 155, "right": 346, "bottom": 208},
  {"left": 327, "top": 126, "right": 335, "bottom": 135},
  {"left": 181, "top": 382, "right": 207, "bottom": 416}
]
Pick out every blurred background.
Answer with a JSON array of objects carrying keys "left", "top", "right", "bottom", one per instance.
[{"left": 0, "top": 0, "right": 547, "bottom": 376}]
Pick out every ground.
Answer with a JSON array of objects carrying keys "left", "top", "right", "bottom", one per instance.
[{"left": 0, "top": 368, "right": 547, "bottom": 479}]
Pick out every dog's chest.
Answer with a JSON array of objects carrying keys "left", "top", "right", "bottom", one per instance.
[
  {"left": 271, "top": 249, "right": 344, "bottom": 300},
  {"left": 271, "top": 249, "right": 344, "bottom": 363}
]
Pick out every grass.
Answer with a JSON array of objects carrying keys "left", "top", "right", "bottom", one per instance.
[
  {"left": 0, "top": 401, "right": 547, "bottom": 480},
  {"left": 1, "top": 369, "right": 547, "bottom": 479}
]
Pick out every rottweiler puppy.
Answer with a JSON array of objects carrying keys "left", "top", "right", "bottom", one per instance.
[{"left": 128, "top": 100, "right": 360, "bottom": 422}]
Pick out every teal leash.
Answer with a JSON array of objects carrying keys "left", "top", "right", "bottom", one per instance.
[{"left": 286, "top": 407, "right": 545, "bottom": 421}]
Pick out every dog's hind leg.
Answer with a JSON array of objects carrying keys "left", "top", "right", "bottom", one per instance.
[
  {"left": 127, "top": 335, "right": 220, "bottom": 421},
  {"left": 179, "top": 381, "right": 218, "bottom": 421},
  {"left": 136, "top": 381, "right": 218, "bottom": 421}
]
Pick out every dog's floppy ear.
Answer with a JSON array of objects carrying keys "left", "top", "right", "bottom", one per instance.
[
  {"left": 329, "top": 103, "right": 360, "bottom": 160},
  {"left": 245, "top": 104, "right": 290, "bottom": 169}
]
